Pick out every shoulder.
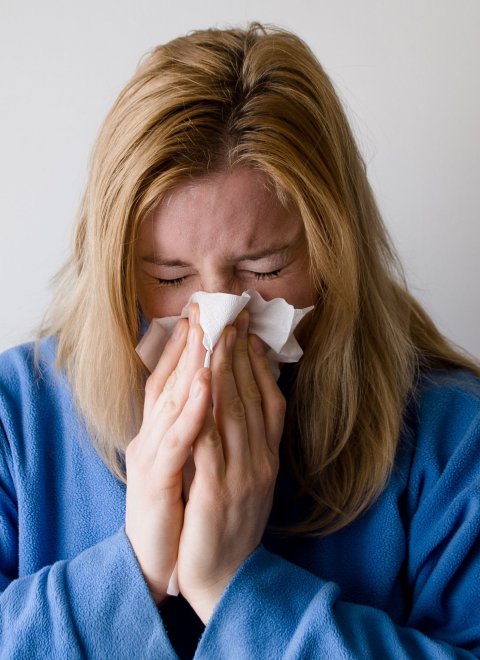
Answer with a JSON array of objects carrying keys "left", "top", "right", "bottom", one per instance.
[
  {"left": 401, "top": 367, "right": 480, "bottom": 507},
  {"left": 0, "top": 337, "right": 61, "bottom": 403},
  {"left": 0, "top": 336, "right": 58, "bottom": 373},
  {"left": 408, "top": 368, "right": 480, "bottom": 454},
  {"left": 0, "top": 337, "right": 76, "bottom": 452},
  {"left": 413, "top": 367, "right": 480, "bottom": 414}
]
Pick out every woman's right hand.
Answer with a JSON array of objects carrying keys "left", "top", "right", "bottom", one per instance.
[{"left": 125, "top": 310, "right": 210, "bottom": 604}]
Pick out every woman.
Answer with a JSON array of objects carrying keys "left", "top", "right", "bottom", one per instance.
[{"left": 1, "top": 23, "right": 479, "bottom": 658}]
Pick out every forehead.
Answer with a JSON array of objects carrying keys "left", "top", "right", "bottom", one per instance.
[{"left": 136, "top": 168, "right": 303, "bottom": 258}]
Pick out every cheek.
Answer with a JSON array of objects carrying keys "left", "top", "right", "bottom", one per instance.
[
  {"left": 136, "top": 280, "right": 192, "bottom": 321},
  {"left": 260, "top": 273, "right": 317, "bottom": 310}
]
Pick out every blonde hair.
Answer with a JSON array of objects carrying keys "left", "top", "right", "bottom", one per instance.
[{"left": 38, "top": 24, "right": 479, "bottom": 535}]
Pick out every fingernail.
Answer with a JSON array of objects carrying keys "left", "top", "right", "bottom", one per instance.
[
  {"left": 226, "top": 327, "right": 237, "bottom": 353},
  {"left": 249, "top": 334, "right": 268, "bottom": 355},
  {"left": 236, "top": 310, "right": 249, "bottom": 337}
]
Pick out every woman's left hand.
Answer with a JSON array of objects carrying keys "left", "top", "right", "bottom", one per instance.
[{"left": 177, "top": 310, "right": 286, "bottom": 623}]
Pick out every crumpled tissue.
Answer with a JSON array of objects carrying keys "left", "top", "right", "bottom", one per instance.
[{"left": 136, "top": 289, "right": 314, "bottom": 377}]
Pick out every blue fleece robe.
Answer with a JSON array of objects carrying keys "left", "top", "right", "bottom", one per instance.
[{"left": 1, "top": 337, "right": 480, "bottom": 658}]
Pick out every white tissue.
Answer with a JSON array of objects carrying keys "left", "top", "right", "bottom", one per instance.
[
  {"left": 136, "top": 289, "right": 314, "bottom": 375},
  {"left": 135, "top": 289, "right": 314, "bottom": 596}
]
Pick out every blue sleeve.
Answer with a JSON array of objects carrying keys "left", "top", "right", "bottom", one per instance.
[
  {"left": 196, "top": 548, "right": 476, "bottom": 659},
  {"left": 195, "top": 408, "right": 480, "bottom": 658},
  {"left": 0, "top": 423, "right": 178, "bottom": 659}
]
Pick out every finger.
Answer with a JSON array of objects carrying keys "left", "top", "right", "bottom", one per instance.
[
  {"left": 248, "top": 335, "right": 286, "bottom": 455},
  {"left": 144, "top": 303, "right": 203, "bottom": 415},
  {"left": 191, "top": 403, "right": 226, "bottom": 483},
  {"left": 232, "top": 310, "right": 266, "bottom": 454},
  {"left": 137, "top": 323, "right": 206, "bottom": 464},
  {"left": 210, "top": 325, "right": 249, "bottom": 466},
  {"left": 153, "top": 367, "right": 212, "bottom": 483},
  {"left": 144, "top": 318, "right": 189, "bottom": 415},
  {"left": 189, "top": 302, "right": 200, "bottom": 326},
  {"left": 149, "top": 322, "right": 205, "bottom": 430}
]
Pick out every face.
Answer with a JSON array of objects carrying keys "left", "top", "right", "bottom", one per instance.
[{"left": 135, "top": 168, "right": 317, "bottom": 339}]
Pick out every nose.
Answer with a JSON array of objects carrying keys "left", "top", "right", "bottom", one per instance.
[{"left": 199, "top": 272, "right": 243, "bottom": 296}]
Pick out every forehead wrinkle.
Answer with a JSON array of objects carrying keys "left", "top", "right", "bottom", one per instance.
[
  {"left": 145, "top": 212, "right": 300, "bottom": 266},
  {"left": 142, "top": 169, "right": 303, "bottom": 264}
]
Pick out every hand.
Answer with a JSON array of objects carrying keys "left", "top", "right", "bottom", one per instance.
[
  {"left": 177, "top": 310, "right": 286, "bottom": 622},
  {"left": 125, "top": 309, "right": 210, "bottom": 604}
]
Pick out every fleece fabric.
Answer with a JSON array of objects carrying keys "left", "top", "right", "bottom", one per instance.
[{"left": 1, "top": 337, "right": 480, "bottom": 658}]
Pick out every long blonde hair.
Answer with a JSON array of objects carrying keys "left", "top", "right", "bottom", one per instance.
[{"left": 38, "top": 24, "right": 479, "bottom": 535}]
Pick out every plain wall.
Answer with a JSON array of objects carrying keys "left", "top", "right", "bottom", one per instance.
[{"left": 1, "top": 0, "right": 479, "bottom": 357}]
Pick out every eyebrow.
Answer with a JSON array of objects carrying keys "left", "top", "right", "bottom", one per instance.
[{"left": 140, "top": 244, "right": 293, "bottom": 267}]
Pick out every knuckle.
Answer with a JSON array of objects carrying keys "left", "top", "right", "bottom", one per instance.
[
  {"left": 216, "top": 358, "right": 233, "bottom": 375},
  {"left": 252, "top": 452, "right": 279, "bottom": 485},
  {"left": 244, "top": 381, "right": 262, "bottom": 404},
  {"left": 162, "top": 429, "right": 181, "bottom": 452},
  {"left": 234, "top": 338, "right": 248, "bottom": 355},
  {"left": 263, "top": 459, "right": 279, "bottom": 484},
  {"left": 272, "top": 393, "right": 287, "bottom": 417},
  {"left": 203, "top": 426, "right": 222, "bottom": 446},
  {"left": 162, "top": 370, "right": 178, "bottom": 392},
  {"left": 159, "top": 396, "right": 179, "bottom": 417},
  {"left": 229, "top": 395, "right": 245, "bottom": 420}
]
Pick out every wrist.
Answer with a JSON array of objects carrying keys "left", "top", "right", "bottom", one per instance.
[
  {"left": 146, "top": 578, "right": 169, "bottom": 606},
  {"left": 183, "top": 579, "right": 230, "bottom": 624}
]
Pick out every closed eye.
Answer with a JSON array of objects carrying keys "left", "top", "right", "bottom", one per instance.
[
  {"left": 154, "top": 276, "right": 189, "bottom": 288},
  {"left": 154, "top": 268, "right": 283, "bottom": 288},
  {"left": 249, "top": 268, "right": 283, "bottom": 281}
]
